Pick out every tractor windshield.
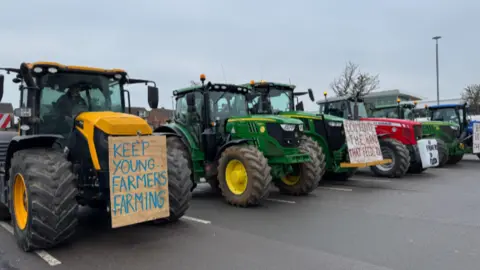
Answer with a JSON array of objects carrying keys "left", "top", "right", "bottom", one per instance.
[
  {"left": 371, "top": 106, "right": 415, "bottom": 120},
  {"left": 36, "top": 72, "right": 124, "bottom": 135},
  {"left": 268, "top": 88, "right": 293, "bottom": 113},
  {"left": 320, "top": 100, "right": 368, "bottom": 119},
  {"left": 429, "top": 108, "right": 460, "bottom": 125},
  {"left": 210, "top": 91, "right": 248, "bottom": 120}
]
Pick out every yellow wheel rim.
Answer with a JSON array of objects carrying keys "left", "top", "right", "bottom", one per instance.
[
  {"left": 281, "top": 175, "right": 300, "bottom": 186},
  {"left": 13, "top": 174, "right": 28, "bottom": 230},
  {"left": 225, "top": 159, "right": 248, "bottom": 195}
]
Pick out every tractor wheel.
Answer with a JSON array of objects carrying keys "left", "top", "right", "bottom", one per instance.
[
  {"left": 436, "top": 139, "right": 449, "bottom": 167},
  {"left": 407, "top": 161, "right": 426, "bottom": 174},
  {"left": 274, "top": 139, "right": 323, "bottom": 195},
  {"left": 9, "top": 148, "right": 78, "bottom": 252},
  {"left": 152, "top": 147, "right": 193, "bottom": 223},
  {"left": 447, "top": 154, "right": 464, "bottom": 165},
  {"left": 166, "top": 136, "right": 195, "bottom": 191},
  {"left": 300, "top": 135, "right": 326, "bottom": 181},
  {"left": 370, "top": 138, "right": 410, "bottom": 178},
  {"left": 217, "top": 145, "right": 272, "bottom": 207}
]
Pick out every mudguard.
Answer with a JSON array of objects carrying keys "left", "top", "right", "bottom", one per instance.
[{"left": 214, "top": 139, "right": 250, "bottom": 161}]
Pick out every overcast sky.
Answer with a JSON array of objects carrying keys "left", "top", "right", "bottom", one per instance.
[{"left": 1, "top": 0, "right": 479, "bottom": 111}]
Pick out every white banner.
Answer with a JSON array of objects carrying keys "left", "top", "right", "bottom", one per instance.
[
  {"left": 417, "top": 139, "right": 439, "bottom": 168},
  {"left": 473, "top": 123, "right": 480, "bottom": 154},
  {"left": 344, "top": 120, "right": 383, "bottom": 163}
]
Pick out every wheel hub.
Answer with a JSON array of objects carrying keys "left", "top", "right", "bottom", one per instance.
[
  {"left": 375, "top": 147, "right": 395, "bottom": 172},
  {"left": 225, "top": 160, "right": 248, "bottom": 195}
]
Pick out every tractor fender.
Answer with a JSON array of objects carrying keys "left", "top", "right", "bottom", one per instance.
[
  {"left": 377, "top": 133, "right": 390, "bottom": 139},
  {"left": 2, "top": 135, "right": 64, "bottom": 200},
  {"left": 153, "top": 125, "right": 192, "bottom": 155},
  {"left": 214, "top": 139, "right": 250, "bottom": 161}
]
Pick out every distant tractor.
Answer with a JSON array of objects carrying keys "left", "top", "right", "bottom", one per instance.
[
  {"left": 421, "top": 103, "right": 479, "bottom": 163},
  {"left": 318, "top": 94, "right": 425, "bottom": 177},
  {"left": 242, "top": 81, "right": 391, "bottom": 182},
  {"left": 0, "top": 62, "right": 192, "bottom": 251},
  {"left": 155, "top": 75, "right": 323, "bottom": 207}
]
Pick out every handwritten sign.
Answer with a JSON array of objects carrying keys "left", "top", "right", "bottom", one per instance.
[
  {"left": 108, "top": 135, "right": 169, "bottom": 228},
  {"left": 417, "top": 138, "right": 439, "bottom": 168},
  {"left": 473, "top": 123, "right": 480, "bottom": 154},
  {"left": 344, "top": 120, "right": 383, "bottom": 163}
]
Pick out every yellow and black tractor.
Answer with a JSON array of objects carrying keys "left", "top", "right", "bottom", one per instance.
[{"left": 0, "top": 62, "right": 192, "bottom": 251}]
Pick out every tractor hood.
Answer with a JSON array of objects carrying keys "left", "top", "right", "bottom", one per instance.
[
  {"left": 279, "top": 111, "right": 344, "bottom": 122},
  {"left": 76, "top": 111, "right": 153, "bottom": 135},
  {"left": 420, "top": 120, "right": 460, "bottom": 127},
  {"left": 361, "top": 117, "right": 420, "bottom": 127},
  {"left": 227, "top": 115, "right": 303, "bottom": 125}
]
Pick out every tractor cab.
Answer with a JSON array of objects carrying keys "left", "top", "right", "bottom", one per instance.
[
  {"left": 370, "top": 101, "right": 417, "bottom": 120},
  {"left": 426, "top": 104, "right": 468, "bottom": 132},
  {"left": 317, "top": 95, "right": 369, "bottom": 120}
]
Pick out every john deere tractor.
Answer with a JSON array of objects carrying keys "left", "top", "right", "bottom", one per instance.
[
  {"left": 154, "top": 75, "right": 322, "bottom": 207},
  {"left": 420, "top": 103, "right": 477, "bottom": 164},
  {"left": 369, "top": 101, "right": 449, "bottom": 167},
  {"left": 0, "top": 62, "right": 192, "bottom": 251},
  {"left": 317, "top": 94, "right": 425, "bottom": 177},
  {"left": 242, "top": 81, "right": 391, "bottom": 181}
]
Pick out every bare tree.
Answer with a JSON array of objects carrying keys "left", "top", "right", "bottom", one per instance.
[
  {"left": 330, "top": 61, "right": 380, "bottom": 97},
  {"left": 462, "top": 84, "right": 480, "bottom": 114},
  {"left": 190, "top": 80, "right": 200, "bottom": 86}
]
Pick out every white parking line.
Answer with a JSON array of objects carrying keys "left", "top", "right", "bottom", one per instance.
[
  {"left": 318, "top": 187, "right": 353, "bottom": 192},
  {"left": 266, "top": 198, "right": 296, "bottom": 204},
  {"left": 0, "top": 221, "right": 62, "bottom": 266},
  {"left": 180, "top": 215, "right": 211, "bottom": 224}
]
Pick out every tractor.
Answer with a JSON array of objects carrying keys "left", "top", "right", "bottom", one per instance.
[
  {"left": 154, "top": 75, "right": 323, "bottom": 207},
  {"left": 0, "top": 62, "right": 192, "bottom": 252},
  {"left": 241, "top": 81, "right": 391, "bottom": 181},
  {"left": 317, "top": 94, "right": 424, "bottom": 177},
  {"left": 420, "top": 103, "right": 479, "bottom": 163},
  {"left": 369, "top": 101, "right": 449, "bottom": 167}
]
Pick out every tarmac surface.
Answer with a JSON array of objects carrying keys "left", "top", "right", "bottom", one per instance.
[{"left": 0, "top": 155, "right": 479, "bottom": 270}]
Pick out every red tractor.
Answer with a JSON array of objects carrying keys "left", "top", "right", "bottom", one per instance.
[{"left": 317, "top": 94, "right": 424, "bottom": 178}]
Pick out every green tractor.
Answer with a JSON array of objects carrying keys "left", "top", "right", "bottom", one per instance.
[
  {"left": 154, "top": 75, "right": 323, "bottom": 207},
  {"left": 242, "top": 80, "right": 391, "bottom": 181},
  {"left": 0, "top": 61, "right": 192, "bottom": 251},
  {"left": 420, "top": 103, "right": 475, "bottom": 165},
  {"left": 369, "top": 101, "right": 449, "bottom": 167}
]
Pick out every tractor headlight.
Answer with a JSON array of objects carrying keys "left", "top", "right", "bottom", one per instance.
[
  {"left": 298, "top": 124, "right": 304, "bottom": 132},
  {"left": 280, "top": 124, "right": 296, "bottom": 132},
  {"left": 328, "top": 121, "right": 342, "bottom": 127}
]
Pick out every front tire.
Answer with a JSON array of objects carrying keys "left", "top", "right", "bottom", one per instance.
[
  {"left": 447, "top": 154, "right": 464, "bottom": 165},
  {"left": 217, "top": 145, "right": 272, "bottom": 207},
  {"left": 274, "top": 139, "right": 323, "bottom": 195},
  {"left": 9, "top": 148, "right": 78, "bottom": 252},
  {"left": 370, "top": 138, "right": 410, "bottom": 178}
]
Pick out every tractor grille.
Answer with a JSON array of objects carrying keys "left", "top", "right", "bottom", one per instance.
[
  {"left": 265, "top": 123, "right": 301, "bottom": 148},
  {"left": 314, "top": 120, "right": 345, "bottom": 151},
  {"left": 413, "top": 125, "right": 422, "bottom": 140},
  {"left": 439, "top": 125, "right": 458, "bottom": 141}
]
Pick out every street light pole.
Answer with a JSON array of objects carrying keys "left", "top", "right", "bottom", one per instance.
[{"left": 432, "top": 36, "right": 441, "bottom": 105}]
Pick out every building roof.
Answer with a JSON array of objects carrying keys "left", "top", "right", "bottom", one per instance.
[{"left": 363, "top": 89, "right": 424, "bottom": 100}]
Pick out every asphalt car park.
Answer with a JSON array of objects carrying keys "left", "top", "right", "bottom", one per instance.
[{"left": 0, "top": 155, "right": 479, "bottom": 270}]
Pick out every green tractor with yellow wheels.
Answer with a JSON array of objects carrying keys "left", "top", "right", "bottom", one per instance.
[
  {"left": 154, "top": 75, "right": 324, "bottom": 207},
  {"left": 0, "top": 62, "right": 193, "bottom": 252},
  {"left": 242, "top": 81, "right": 391, "bottom": 182}
]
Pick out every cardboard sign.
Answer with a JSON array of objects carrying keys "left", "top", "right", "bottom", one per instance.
[
  {"left": 474, "top": 123, "right": 480, "bottom": 154},
  {"left": 108, "top": 135, "right": 169, "bottom": 228},
  {"left": 417, "top": 138, "right": 439, "bottom": 168},
  {"left": 344, "top": 120, "right": 383, "bottom": 163}
]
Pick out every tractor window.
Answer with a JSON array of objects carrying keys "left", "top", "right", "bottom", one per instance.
[
  {"left": 324, "top": 101, "right": 349, "bottom": 118},
  {"left": 210, "top": 92, "right": 248, "bottom": 120},
  {"left": 349, "top": 101, "right": 368, "bottom": 118},
  {"left": 174, "top": 95, "right": 188, "bottom": 122},
  {"left": 372, "top": 107, "right": 397, "bottom": 118},
  {"left": 431, "top": 108, "right": 459, "bottom": 124},
  {"left": 269, "top": 89, "right": 292, "bottom": 112}
]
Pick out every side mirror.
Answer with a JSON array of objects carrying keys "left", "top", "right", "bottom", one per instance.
[
  {"left": 307, "top": 88, "right": 314, "bottom": 102},
  {"left": 186, "top": 93, "right": 196, "bottom": 112},
  {"left": 0, "top": 74, "right": 4, "bottom": 102},
  {"left": 295, "top": 101, "right": 304, "bottom": 111},
  {"left": 147, "top": 86, "right": 159, "bottom": 109}
]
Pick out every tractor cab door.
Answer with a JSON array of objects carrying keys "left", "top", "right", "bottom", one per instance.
[{"left": 174, "top": 93, "right": 203, "bottom": 146}]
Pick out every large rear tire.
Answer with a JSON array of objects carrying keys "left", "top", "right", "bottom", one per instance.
[
  {"left": 9, "top": 148, "right": 78, "bottom": 252},
  {"left": 447, "top": 154, "right": 464, "bottom": 165},
  {"left": 166, "top": 136, "right": 196, "bottom": 191},
  {"left": 370, "top": 138, "right": 410, "bottom": 178},
  {"left": 217, "top": 145, "right": 271, "bottom": 207},
  {"left": 436, "top": 139, "right": 449, "bottom": 167},
  {"left": 274, "top": 138, "right": 323, "bottom": 195}
]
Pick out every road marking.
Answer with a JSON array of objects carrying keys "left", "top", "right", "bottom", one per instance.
[
  {"left": 180, "top": 216, "right": 211, "bottom": 224},
  {"left": 318, "top": 187, "right": 353, "bottom": 192},
  {"left": 0, "top": 221, "right": 62, "bottom": 266},
  {"left": 266, "top": 198, "right": 296, "bottom": 204}
]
